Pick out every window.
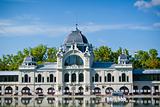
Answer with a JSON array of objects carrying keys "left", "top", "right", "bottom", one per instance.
[
  {"left": 29, "top": 77, "right": 31, "bottom": 82},
  {"left": 127, "top": 76, "right": 129, "bottom": 82},
  {"left": 47, "top": 77, "right": 49, "bottom": 82},
  {"left": 22, "top": 77, "right": 24, "bottom": 82},
  {"left": 38, "top": 74, "right": 42, "bottom": 82},
  {"left": 64, "top": 55, "right": 83, "bottom": 66},
  {"left": 42, "top": 77, "right": 44, "bottom": 82},
  {"left": 107, "top": 73, "right": 111, "bottom": 82},
  {"left": 95, "top": 73, "right": 99, "bottom": 82},
  {"left": 100, "top": 76, "right": 101, "bottom": 82},
  {"left": 71, "top": 73, "right": 76, "bottom": 82},
  {"left": 119, "top": 76, "right": 121, "bottom": 82},
  {"left": 35, "top": 77, "right": 37, "bottom": 82},
  {"left": 79, "top": 73, "right": 84, "bottom": 82},
  {"left": 112, "top": 76, "right": 114, "bottom": 82},
  {"left": 64, "top": 73, "right": 69, "bottom": 82},
  {"left": 122, "top": 73, "right": 126, "bottom": 82},
  {"left": 50, "top": 74, "right": 54, "bottom": 82},
  {"left": 54, "top": 77, "right": 56, "bottom": 82},
  {"left": 24, "top": 74, "right": 28, "bottom": 82},
  {"left": 104, "top": 76, "right": 107, "bottom": 82}
]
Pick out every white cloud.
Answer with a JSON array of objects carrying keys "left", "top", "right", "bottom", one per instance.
[
  {"left": 0, "top": 18, "right": 159, "bottom": 37},
  {"left": 153, "top": 22, "right": 160, "bottom": 27},
  {"left": 134, "top": 0, "right": 160, "bottom": 9}
]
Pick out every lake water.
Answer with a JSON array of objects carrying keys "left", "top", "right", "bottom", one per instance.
[{"left": 0, "top": 96, "right": 160, "bottom": 107}]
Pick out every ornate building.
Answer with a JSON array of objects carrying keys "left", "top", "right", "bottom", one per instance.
[{"left": 0, "top": 27, "right": 160, "bottom": 96}]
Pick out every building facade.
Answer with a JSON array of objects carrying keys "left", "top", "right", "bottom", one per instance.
[{"left": 0, "top": 28, "right": 160, "bottom": 96}]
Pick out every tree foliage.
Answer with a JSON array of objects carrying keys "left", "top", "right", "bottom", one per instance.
[
  {"left": 0, "top": 44, "right": 58, "bottom": 70},
  {"left": 0, "top": 44, "right": 159, "bottom": 71}
]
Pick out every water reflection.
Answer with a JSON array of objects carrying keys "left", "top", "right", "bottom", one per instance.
[{"left": 0, "top": 96, "right": 159, "bottom": 107}]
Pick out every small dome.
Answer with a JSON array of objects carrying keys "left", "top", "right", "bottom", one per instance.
[
  {"left": 64, "top": 28, "right": 88, "bottom": 44},
  {"left": 24, "top": 56, "right": 35, "bottom": 62},
  {"left": 119, "top": 54, "right": 127, "bottom": 60}
]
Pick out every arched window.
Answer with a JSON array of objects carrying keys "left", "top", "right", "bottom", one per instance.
[
  {"left": 71, "top": 73, "right": 76, "bottom": 82},
  {"left": 38, "top": 74, "right": 42, "bottom": 82},
  {"left": 24, "top": 74, "right": 28, "bottom": 82},
  {"left": 122, "top": 73, "right": 126, "bottom": 82},
  {"left": 79, "top": 73, "right": 84, "bottom": 82},
  {"left": 64, "top": 73, "right": 69, "bottom": 82},
  {"left": 50, "top": 74, "right": 54, "bottom": 82},
  {"left": 104, "top": 76, "right": 107, "bottom": 82},
  {"left": 95, "top": 73, "right": 99, "bottom": 82},
  {"left": 107, "top": 73, "right": 111, "bottom": 82},
  {"left": 64, "top": 55, "right": 83, "bottom": 66}
]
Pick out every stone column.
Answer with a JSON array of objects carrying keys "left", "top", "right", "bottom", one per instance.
[
  {"left": 55, "top": 69, "right": 63, "bottom": 95},
  {"left": 151, "top": 86, "right": 154, "bottom": 95},
  {"left": 84, "top": 69, "right": 91, "bottom": 95},
  {"left": 1, "top": 85, "right": 4, "bottom": 95},
  {"left": 76, "top": 72, "right": 79, "bottom": 84}
]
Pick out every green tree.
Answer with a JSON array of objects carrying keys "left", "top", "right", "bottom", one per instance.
[
  {"left": 149, "top": 49, "right": 158, "bottom": 59},
  {"left": 31, "top": 44, "right": 47, "bottom": 64},
  {"left": 47, "top": 47, "right": 57, "bottom": 62},
  {"left": 94, "top": 46, "right": 112, "bottom": 62}
]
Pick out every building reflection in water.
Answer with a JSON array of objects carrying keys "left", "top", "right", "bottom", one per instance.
[{"left": 0, "top": 96, "right": 160, "bottom": 107}]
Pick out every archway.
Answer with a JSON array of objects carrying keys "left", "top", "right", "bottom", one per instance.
[
  {"left": 79, "top": 73, "right": 84, "bottom": 82},
  {"left": 78, "top": 86, "right": 84, "bottom": 95},
  {"left": 36, "top": 87, "right": 43, "bottom": 95},
  {"left": 5, "top": 86, "right": 13, "bottom": 94},
  {"left": 49, "top": 74, "right": 54, "bottom": 82},
  {"left": 95, "top": 73, "right": 99, "bottom": 82},
  {"left": 93, "top": 87, "right": 101, "bottom": 95},
  {"left": 71, "top": 73, "right": 76, "bottom": 82},
  {"left": 64, "top": 73, "right": 69, "bottom": 82},
  {"left": 142, "top": 86, "right": 151, "bottom": 95},
  {"left": 105, "top": 87, "right": 114, "bottom": 94},
  {"left": 133, "top": 86, "right": 139, "bottom": 95},
  {"left": 38, "top": 74, "right": 42, "bottom": 82},
  {"left": 64, "top": 87, "right": 71, "bottom": 95},
  {"left": 122, "top": 73, "right": 126, "bottom": 82},
  {"left": 21, "top": 87, "right": 31, "bottom": 95},
  {"left": 107, "top": 73, "right": 111, "bottom": 82},
  {"left": 120, "top": 86, "right": 129, "bottom": 95},
  {"left": 48, "top": 87, "right": 55, "bottom": 95},
  {"left": 64, "top": 55, "right": 83, "bottom": 66}
]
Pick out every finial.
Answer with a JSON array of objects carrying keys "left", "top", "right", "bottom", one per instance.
[{"left": 76, "top": 24, "right": 78, "bottom": 30}]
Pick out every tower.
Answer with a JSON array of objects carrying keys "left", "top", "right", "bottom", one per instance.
[{"left": 55, "top": 26, "right": 94, "bottom": 95}]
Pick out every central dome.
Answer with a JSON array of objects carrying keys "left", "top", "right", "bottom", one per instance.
[{"left": 64, "top": 28, "right": 88, "bottom": 44}]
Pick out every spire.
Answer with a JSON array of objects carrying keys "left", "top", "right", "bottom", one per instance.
[{"left": 75, "top": 24, "right": 79, "bottom": 31}]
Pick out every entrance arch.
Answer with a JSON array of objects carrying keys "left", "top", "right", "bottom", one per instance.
[
  {"left": 142, "top": 86, "right": 151, "bottom": 95},
  {"left": 36, "top": 87, "right": 43, "bottom": 94},
  {"left": 120, "top": 86, "right": 129, "bottom": 95},
  {"left": 93, "top": 87, "right": 101, "bottom": 95},
  {"left": 21, "top": 87, "right": 31, "bottom": 95},
  {"left": 78, "top": 86, "right": 84, "bottom": 95},
  {"left": 105, "top": 87, "right": 114, "bottom": 94},
  {"left": 48, "top": 87, "right": 55, "bottom": 95},
  {"left": 5, "top": 86, "right": 13, "bottom": 94},
  {"left": 64, "top": 87, "right": 71, "bottom": 95}
]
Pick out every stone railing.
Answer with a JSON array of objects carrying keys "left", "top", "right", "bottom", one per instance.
[
  {"left": 19, "top": 65, "right": 37, "bottom": 70},
  {"left": 64, "top": 65, "right": 83, "bottom": 69},
  {"left": 114, "top": 64, "right": 132, "bottom": 69}
]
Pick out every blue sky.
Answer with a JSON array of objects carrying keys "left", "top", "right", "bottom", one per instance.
[{"left": 0, "top": 0, "right": 160, "bottom": 57}]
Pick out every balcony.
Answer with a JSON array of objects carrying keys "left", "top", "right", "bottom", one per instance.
[
  {"left": 64, "top": 65, "right": 83, "bottom": 69},
  {"left": 19, "top": 65, "right": 37, "bottom": 70},
  {"left": 115, "top": 64, "right": 132, "bottom": 69}
]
